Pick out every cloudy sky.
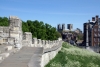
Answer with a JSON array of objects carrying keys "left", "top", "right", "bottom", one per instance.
[{"left": 0, "top": 0, "right": 100, "bottom": 31}]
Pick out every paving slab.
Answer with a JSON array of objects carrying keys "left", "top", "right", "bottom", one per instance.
[{"left": 0, "top": 47, "right": 43, "bottom": 67}]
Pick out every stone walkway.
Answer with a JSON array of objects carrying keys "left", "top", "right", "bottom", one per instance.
[{"left": 0, "top": 47, "right": 43, "bottom": 67}]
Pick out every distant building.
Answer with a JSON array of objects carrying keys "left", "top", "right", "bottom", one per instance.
[
  {"left": 74, "top": 28, "right": 82, "bottom": 34},
  {"left": 57, "top": 24, "right": 73, "bottom": 32},
  {"left": 67, "top": 24, "right": 73, "bottom": 31},
  {"left": 57, "top": 24, "right": 62, "bottom": 32},
  {"left": 62, "top": 24, "right": 65, "bottom": 31},
  {"left": 83, "top": 15, "right": 100, "bottom": 46}
]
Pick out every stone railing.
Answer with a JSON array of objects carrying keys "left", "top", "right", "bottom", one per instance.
[{"left": 41, "top": 40, "right": 63, "bottom": 67}]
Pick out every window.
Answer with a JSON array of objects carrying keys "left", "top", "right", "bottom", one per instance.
[
  {"left": 94, "top": 29, "right": 97, "bottom": 32},
  {"left": 94, "top": 38, "right": 96, "bottom": 42},
  {"left": 94, "top": 33, "right": 97, "bottom": 37},
  {"left": 98, "top": 19, "right": 100, "bottom": 25},
  {"left": 98, "top": 26, "right": 100, "bottom": 28},
  {"left": 98, "top": 33, "right": 100, "bottom": 36},
  {"left": 98, "top": 38, "right": 100, "bottom": 42},
  {"left": 98, "top": 28, "right": 100, "bottom": 31}
]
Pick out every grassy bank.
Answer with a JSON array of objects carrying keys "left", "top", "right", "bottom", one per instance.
[{"left": 45, "top": 42, "right": 100, "bottom": 67}]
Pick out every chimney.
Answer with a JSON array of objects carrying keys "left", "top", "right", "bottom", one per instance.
[
  {"left": 96, "top": 15, "right": 99, "bottom": 21},
  {"left": 92, "top": 17, "right": 95, "bottom": 21},
  {"left": 88, "top": 20, "right": 90, "bottom": 22}
]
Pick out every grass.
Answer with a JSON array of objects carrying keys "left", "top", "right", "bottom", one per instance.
[{"left": 45, "top": 42, "right": 100, "bottom": 67}]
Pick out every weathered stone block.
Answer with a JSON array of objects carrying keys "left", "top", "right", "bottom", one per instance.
[
  {"left": 22, "top": 32, "right": 32, "bottom": 47},
  {"left": 48, "top": 40, "right": 50, "bottom": 44},
  {"left": 32, "top": 38, "right": 37, "bottom": 47},
  {"left": 15, "top": 44, "right": 22, "bottom": 49},
  {"left": 0, "top": 56, "right": 2, "bottom": 60},
  {"left": 58, "top": 38, "right": 62, "bottom": 41},
  {"left": 8, "top": 37, "right": 15, "bottom": 45},
  {"left": 0, "top": 53, "right": 10, "bottom": 59},
  {"left": 41, "top": 40, "right": 45, "bottom": 47},
  {"left": 46, "top": 40, "right": 50, "bottom": 48},
  {"left": 5, "top": 46, "right": 13, "bottom": 51},
  {"left": 37, "top": 39, "right": 42, "bottom": 47}
]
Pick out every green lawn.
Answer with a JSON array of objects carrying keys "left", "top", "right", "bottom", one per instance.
[{"left": 45, "top": 42, "right": 100, "bottom": 67}]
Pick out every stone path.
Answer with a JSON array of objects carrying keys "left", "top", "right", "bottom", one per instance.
[{"left": 0, "top": 47, "right": 43, "bottom": 67}]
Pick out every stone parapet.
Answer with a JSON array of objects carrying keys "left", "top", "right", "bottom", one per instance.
[
  {"left": 41, "top": 41, "right": 63, "bottom": 67},
  {"left": 32, "top": 38, "right": 37, "bottom": 47},
  {"left": 37, "top": 39, "right": 42, "bottom": 47},
  {"left": 42, "top": 40, "right": 45, "bottom": 48}
]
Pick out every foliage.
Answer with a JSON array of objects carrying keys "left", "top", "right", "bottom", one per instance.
[
  {"left": 22, "top": 20, "right": 61, "bottom": 40},
  {"left": 70, "top": 31, "right": 83, "bottom": 40},
  {"left": 77, "top": 33, "right": 83, "bottom": 40},
  {"left": 0, "top": 17, "right": 9, "bottom": 26},
  {"left": 45, "top": 42, "right": 100, "bottom": 67},
  {"left": 0, "top": 17, "right": 61, "bottom": 40}
]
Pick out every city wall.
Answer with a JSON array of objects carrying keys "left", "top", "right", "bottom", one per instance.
[{"left": 0, "top": 16, "right": 63, "bottom": 67}]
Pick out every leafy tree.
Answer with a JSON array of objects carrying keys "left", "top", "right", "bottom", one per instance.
[{"left": 0, "top": 17, "right": 9, "bottom": 26}]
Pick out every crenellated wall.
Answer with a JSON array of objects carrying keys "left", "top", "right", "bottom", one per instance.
[
  {"left": 27, "top": 37, "right": 62, "bottom": 67},
  {"left": 0, "top": 16, "right": 22, "bottom": 48},
  {"left": 22, "top": 32, "right": 62, "bottom": 67},
  {"left": 0, "top": 16, "right": 63, "bottom": 67},
  {"left": 41, "top": 40, "right": 62, "bottom": 67}
]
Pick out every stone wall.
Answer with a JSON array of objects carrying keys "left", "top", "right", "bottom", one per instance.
[
  {"left": 0, "top": 16, "right": 22, "bottom": 47},
  {"left": 9, "top": 16, "right": 22, "bottom": 48},
  {"left": 22, "top": 32, "right": 32, "bottom": 47},
  {"left": 0, "top": 16, "right": 62, "bottom": 50},
  {"left": 0, "top": 16, "right": 63, "bottom": 67},
  {"left": 27, "top": 38, "right": 62, "bottom": 67},
  {"left": 32, "top": 38, "right": 62, "bottom": 49},
  {"left": 41, "top": 40, "right": 62, "bottom": 67}
]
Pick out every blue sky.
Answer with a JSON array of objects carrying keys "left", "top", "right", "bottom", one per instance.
[{"left": 0, "top": 0, "right": 100, "bottom": 31}]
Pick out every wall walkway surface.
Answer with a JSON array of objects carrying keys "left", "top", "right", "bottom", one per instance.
[{"left": 0, "top": 41, "right": 63, "bottom": 67}]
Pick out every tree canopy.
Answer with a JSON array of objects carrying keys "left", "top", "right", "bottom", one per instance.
[
  {"left": 0, "top": 17, "right": 9, "bottom": 26},
  {"left": 0, "top": 17, "right": 61, "bottom": 40}
]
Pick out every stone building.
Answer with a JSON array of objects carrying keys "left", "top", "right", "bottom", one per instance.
[
  {"left": 74, "top": 28, "right": 82, "bottom": 34},
  {"left": 62, "top": 24, "right": 65, "bottom": 31},
  {"left": 83, "top": 15, "right": 100, "bottom": 46},
  {"left": 67, "top": 24, "right": 73, "bottom": 31},
  {"left": 57, "top": 24, "right": 62, "bottom": 32},
  {"left": 57, "top": 24, "right": 73, "bottom": 32}
]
